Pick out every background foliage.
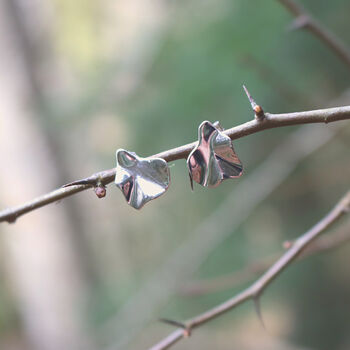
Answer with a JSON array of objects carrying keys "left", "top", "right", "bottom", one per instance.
[{"left": 0, "top": 0, "right": 349, "bottom": 349}]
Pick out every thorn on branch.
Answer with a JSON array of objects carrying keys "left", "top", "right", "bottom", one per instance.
[
  {"left": 62, "top": 179, "right": 93, "bottom": 188},
  {"left": 159, "top": 318, "right": 186, "bottom": 329},
  {"left": 253, "top": 295, "right": 267, "bottom": 331},
  {"left": 63, "top": 175, "right": 107, "bottom": 199},
  {"left": 243, "top": 85, "right": 265, "bottom": 121},
  {"left": 159, "top": 318, "right": 191, "bottom": 337}
]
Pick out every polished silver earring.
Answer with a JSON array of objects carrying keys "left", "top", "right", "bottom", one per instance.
[
  {"left": 187, "top": 121, "right": 243, "bottom": 188},
  {"left": 115, "top": 149, "right": 170, "bottom": 209}
]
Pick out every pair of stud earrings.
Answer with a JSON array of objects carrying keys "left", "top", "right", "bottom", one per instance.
[{"left": 115, "top": 121, "right": 243, "bottom": 209}]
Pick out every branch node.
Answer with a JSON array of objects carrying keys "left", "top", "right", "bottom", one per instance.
[
  {"left": 283, "top": 240, "right": 293, "bottom": 249},
  {"left": 94, "top": 184, "right": 107, "bottom": 198},
  {"left": 63, "top": 175, "right": 108, "bottom": 199},
  {"left": 7, "top": 215, "right": 17, "bottom": 224},
  {"left": 243, "top": 85, "right": 265, "bottom": 120},
  {"left": 183, "top": 328, "right": 192, "bottom": 338},
  {"left": 288, "top": 15, "right": 310, "bottom": 31}
]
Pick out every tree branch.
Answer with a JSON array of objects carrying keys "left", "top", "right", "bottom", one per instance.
[
  {"left": 150, "top": 190, "right": 350, "bottom": 350},
  {"left": 277, "top": 0, "right": 350, "bottom": 69},
  {"left": 180, "top": 219, "right": 350, "bottom": 296},
  {"left": 1, "top": 105, "right": 350, "bottom": 223}
]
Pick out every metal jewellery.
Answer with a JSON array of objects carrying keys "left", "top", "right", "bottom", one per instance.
[
  {"left": 115, "top": 149, "right": 170, "bottom": 209},
  {"left": 187, "top": 121, "right": 243, "bottom": 188}
]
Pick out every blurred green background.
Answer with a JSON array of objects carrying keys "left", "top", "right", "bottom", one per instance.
[{"left": 0, "top": 0, "right": 349, "bottom": 349}]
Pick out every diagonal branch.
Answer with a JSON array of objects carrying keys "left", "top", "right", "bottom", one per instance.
[
  {"left": 1, "top": 104, "right": 350, "bottom": 223},
  {"left": 277, "top": 0, "right": 350, "bottom": 69},
  {"left": 180, "top": 219, "right": 350, "bottom": 296},
  {"left": 150, "top": 190, "right": 350, "bottom": 350}
]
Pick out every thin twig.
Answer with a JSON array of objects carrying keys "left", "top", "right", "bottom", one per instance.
[
  {"left": 278, "top": 0, "right": 350, "bottom": 69},
  {"left": 150, "top": 191, "right": 350, "bottom": 350},
  {"left": 180, "top": 219, "right": 350, "bottom": 296},
  {"left": 1, "top": 104, "right": 350, "bottom": 223}
]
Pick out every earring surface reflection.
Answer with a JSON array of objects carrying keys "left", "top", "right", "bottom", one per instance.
[
  {"left": 115, "top": 149, "right": 170, "bottom": 209},
  {"left": 187, "top": 121, "right": 243, "bottom": 188}
]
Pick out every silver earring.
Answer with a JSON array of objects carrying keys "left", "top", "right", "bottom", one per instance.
[
  {"left": 187, "top": 121, "right": 243, "bottom": 189},
  {"left": 115, "top": 149, "right": 170, "bottom": 209}
]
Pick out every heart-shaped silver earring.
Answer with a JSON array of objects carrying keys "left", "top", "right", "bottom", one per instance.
[
  {"left": 187, "top": 121, "right": 243, "bottom": 189},
  {"left": 115, "top": 149, "right": 170, "bottom": 209}
]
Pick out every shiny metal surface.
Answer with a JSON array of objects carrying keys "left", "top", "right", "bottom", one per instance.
[
  {"left": 187, "top": 121, "right": 243, "bottom": 188},
  {"left": 115, "top": 149, "right": 170, "bottom": 209}
]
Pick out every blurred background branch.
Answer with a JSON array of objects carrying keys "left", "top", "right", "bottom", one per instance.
[
  {"left": 180, "top": 218, "right": 350, "bottom": 297},
  {"left": 278, "top": 0, "right": 350, "bottom": 69},
  {"left": 150, "top": 190, "right": 350, "bottom": 350}
]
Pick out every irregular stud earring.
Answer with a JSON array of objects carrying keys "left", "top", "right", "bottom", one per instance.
[
  {"left": 187, "top": 121, "right": 243, "bottom": 189},
  {"left": 115, "top": 149, "right": 170, "bottom": 209}
]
